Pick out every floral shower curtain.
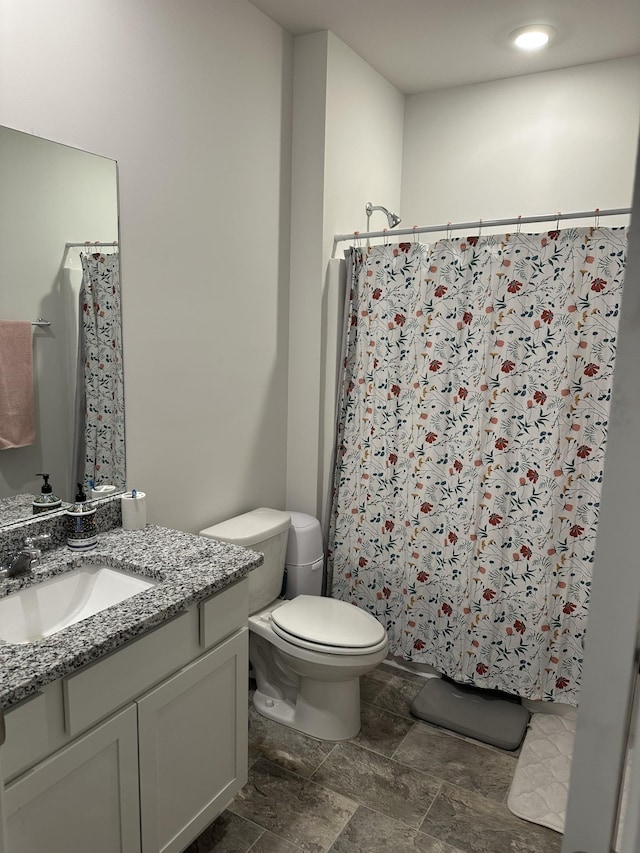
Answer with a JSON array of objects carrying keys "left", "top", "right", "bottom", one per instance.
[
  {"left": 73, "top": 252, "right": 125, "bottom": 491},
  {"left": 328, "top": 228, "right": 626, "bottom": 704}
]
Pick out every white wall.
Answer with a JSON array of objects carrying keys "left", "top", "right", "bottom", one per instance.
[
  {"left": 3, "top": 1, "right": 637, "bottom": 548},
  {"left": 401, "top": 56, "right": 640, "bottom": 229},
  {"left": 286, "top": 32, "right": 330, "bottom": 524},
  {"left": 0, "top": 128, "right": 118, "bottom": 504},
  {"left": 287, "top": 31, "right": 404, "bottom": 523},
  {"left": 563, "top": 132, "right": 640, "bottom": 853},
  {"left": 0, "top": 0, "right": 293, "bottom": 533},
  {"left": 323, "top": 34, "right": 405, "bottom": 259}
]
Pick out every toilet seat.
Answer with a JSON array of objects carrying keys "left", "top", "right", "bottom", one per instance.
[{"left": 269, "top": 595, "right": 387, "bottom": 656}]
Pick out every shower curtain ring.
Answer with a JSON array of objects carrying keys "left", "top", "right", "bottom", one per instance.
[
  {"left": 447, "top": 221, "right": 452, "bottom": 240},
  {"left": 516, "top": 215, "right": 522, "bottom": 234},
  {"left": 556, "top": 212, "right": 561, "bottom": 230},
  {"left": 478, "top": 218, "right": 482, "bottom": 237},
  {"left": 594, "top": 208, "right": 600, "bottom": 228}
]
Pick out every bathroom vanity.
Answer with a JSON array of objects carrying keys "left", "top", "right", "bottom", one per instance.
[{"left": 0, "top": 522, "right": 261, "bottom": 853}]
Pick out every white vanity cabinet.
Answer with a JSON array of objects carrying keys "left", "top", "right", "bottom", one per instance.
[{"left": 0, "top": 577, "right": 249, "bottom": 853}]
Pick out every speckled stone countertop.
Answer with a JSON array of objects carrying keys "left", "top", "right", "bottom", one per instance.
[{"left": 0, "top": 525, "right": 262, "bottom": 712}]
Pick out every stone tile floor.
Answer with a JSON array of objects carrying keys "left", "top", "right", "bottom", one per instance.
[{"left": 185, "top": 663, "right": 563, "bottom": 853}]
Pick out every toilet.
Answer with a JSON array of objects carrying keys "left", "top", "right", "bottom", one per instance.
[{"left": 200, "top": 508, "right": 388, "bottom": 740}]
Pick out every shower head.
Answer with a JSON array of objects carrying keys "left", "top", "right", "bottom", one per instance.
[{"left": 366, "top": 202, "right": 402, "bottom": 231}]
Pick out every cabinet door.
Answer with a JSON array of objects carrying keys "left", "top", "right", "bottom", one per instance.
[
  {"left": 3, "top": 704, "right": 140, "bottom": 853},
  {"left": 138, "top": 627, "right": 248, "bottom": 853}
]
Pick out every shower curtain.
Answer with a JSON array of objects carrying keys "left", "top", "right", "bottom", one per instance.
[
  {"left": 73, "top": 252, "right": 125, "bottom": 491},
  {"left": 328, "top": 228, "right": 627, "bottom": 704}
]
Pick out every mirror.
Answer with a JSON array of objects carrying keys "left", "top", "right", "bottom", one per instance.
[{"left": 0, "top": 126, "right": 124, "bottom": 527}]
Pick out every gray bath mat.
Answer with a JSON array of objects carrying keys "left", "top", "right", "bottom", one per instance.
[{"left": 410, "top": 677, "right": 530, "bottom": 750}]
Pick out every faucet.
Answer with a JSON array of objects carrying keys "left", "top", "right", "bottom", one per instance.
[{"left": 0, "top": 534, "right": 51, "bottom": 579}]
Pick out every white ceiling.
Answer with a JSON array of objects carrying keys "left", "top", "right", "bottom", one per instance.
[{"left": 249, "top": 0, "right": 640, "bottom": 94}]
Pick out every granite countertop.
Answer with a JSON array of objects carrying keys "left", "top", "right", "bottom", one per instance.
[{"left": 0, "top": 525, "right": 262, "bottom": 712}]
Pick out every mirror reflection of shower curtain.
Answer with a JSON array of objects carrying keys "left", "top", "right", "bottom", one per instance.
[{"left": 72, "top": 252, "right": 125, "bottom": 491}]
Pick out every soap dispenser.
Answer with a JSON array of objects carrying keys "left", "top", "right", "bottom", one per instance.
[
  {"left": 32, "top": 473, "right": 62, "bottom": 514},
  {"left": 66, "top": 483, "right": 97, "bottom": 551}
]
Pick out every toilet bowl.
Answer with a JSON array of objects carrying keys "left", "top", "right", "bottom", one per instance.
[
  {"left": 200, "top": 508, "right": 389, "bottom": 740},
  {"left": 250, "top": 596, "right": 388, "bottom": 740}
]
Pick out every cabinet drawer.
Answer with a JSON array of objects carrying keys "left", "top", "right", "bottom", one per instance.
[
  {"left": 199, "top": 578, "right": 248, "bottom": 649},
  {"left": 2, "top": 691, "right": 50, "bottom": 782},
  {"left": 64, "top": 610, "right": 197, "bottom": 737}
]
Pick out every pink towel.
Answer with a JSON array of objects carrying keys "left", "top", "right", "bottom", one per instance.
[{"left": 0, "top": 320, "right": 35, "bottom": 449}]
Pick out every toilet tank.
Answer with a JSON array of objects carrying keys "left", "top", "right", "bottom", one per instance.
[{"left": 199, "top": 508, "right": 291, "bottom": 615}]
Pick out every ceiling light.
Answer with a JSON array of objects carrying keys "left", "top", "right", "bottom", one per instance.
[{"left": 510, "top": 25, "right": 556, "bottom": 51}]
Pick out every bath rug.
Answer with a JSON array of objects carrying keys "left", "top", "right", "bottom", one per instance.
[
  {"left": 409, "top": 677, "right": 530, "bottom": 750},
  {"left": 507, "top": 709, "right": 630, "bottom": 847},
  {"left": 507, "top": 710, "right": 576, "bottom": 833}
]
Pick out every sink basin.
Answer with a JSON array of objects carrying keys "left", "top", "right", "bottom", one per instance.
[{"left": 0, "top": 564, "right": 158, "bottom": 644}]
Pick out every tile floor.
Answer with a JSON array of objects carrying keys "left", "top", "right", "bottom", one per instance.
[{"left": 185, "top": 663, "right": 563, "bottom": 853}]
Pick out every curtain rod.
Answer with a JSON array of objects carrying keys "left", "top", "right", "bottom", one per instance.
[
  {"left": 332, "top": 207, "right": 632, "bottom": 257},
  {"left": 65, "top": 241, "right": 119, "bottom": 249}
]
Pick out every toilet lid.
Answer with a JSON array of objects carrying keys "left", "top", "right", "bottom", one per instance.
[{"left": 270, "top": 596, "right": 386, "bottom": 649}]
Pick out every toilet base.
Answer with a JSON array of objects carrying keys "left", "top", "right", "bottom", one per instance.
[{"left": 253, "top": 674, "right": 361, "bottom": 741}]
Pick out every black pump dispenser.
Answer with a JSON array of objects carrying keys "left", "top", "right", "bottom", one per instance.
[
  {"left": 32, "top": 473, "right": 62, "bottom": 514},
  {"left": 39, "top": 473, "right": 52, "bottom": 494}
]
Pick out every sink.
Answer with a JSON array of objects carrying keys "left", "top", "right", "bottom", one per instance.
[{"left": 0, "top": 564, "right": 159, "bottom": 644}]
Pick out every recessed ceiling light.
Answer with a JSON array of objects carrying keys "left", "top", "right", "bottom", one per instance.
[{"left": 510, "top": 25, "right": 556, "bottom": 51}]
